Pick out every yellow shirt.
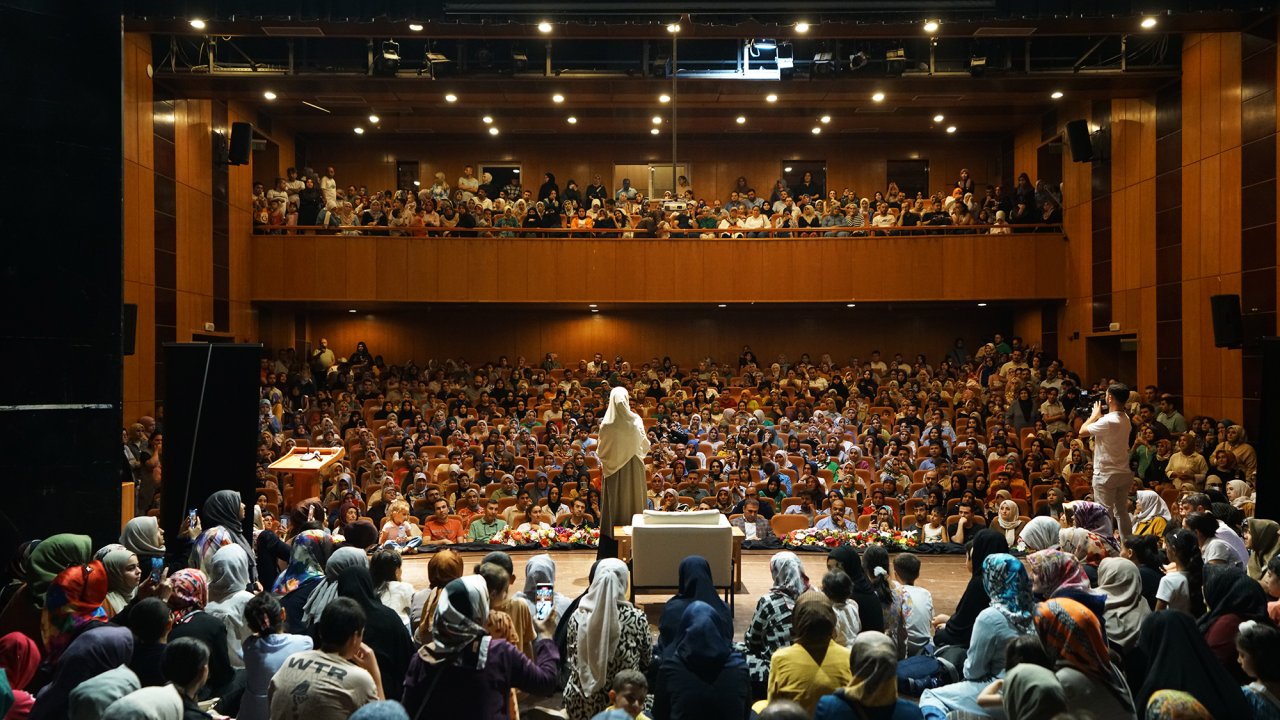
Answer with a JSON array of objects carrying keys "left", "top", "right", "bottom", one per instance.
[{"left": 766, "top": 641, "right": 853, "bottom": 716}]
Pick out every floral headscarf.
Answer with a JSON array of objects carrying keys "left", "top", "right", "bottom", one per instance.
[
  {"left": 1069, "top": 501, "right": 1114, "bottom": 536},
  {"left": 1023, "top": 549, "right": 1093, "bottom": 597},
  {"left": 1058, "top": 527, "right": 1114, "bottom": 566},
  {"left": 1146, "top": 690, "right": 1212, "bottom": 720},
  {"left": 1033, "top": 598, "right": 1133, "bottom": 714},
  {"left": 982, "top": 553, "right": 1034, "bottom": 632},
  {"left": 167, "top": 569, "right": 209, "bottom": 622},
  {"left": 272, "top": 529, "right": 333, "bottom": 595},
  {"left": 41, "top": 560, "right": 108, "bottom": 663},
  {"left": 769, "top": 551, "right": 808, "bottom": 599}
]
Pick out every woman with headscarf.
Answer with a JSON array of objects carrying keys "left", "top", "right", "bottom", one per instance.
[
  {"left": 741, "top": 552, "right": 808, "bottom": 695},
  {"left": 1144, "top": 690, "right": 1213, "bottom": 720},
  {"left": 514, "top": 554, "right": 573, "bottom": 621},
  {"left": 1246, "top": 518, "right": 1280, "bottom": 580},
  {"left": 1066, "top": 500, "right": 1119, "bottom": 553},
  {"left": 1057, "top": 527, "right": 1111, "bottom": 585},
  {"left": 564, "top": 559, "right": 650, "bottom": 720},
  {"left": 0, "top": 534, "right": 93, "bottom": 649},
  {"left": 411, "top": 549, "right": 463, "bottom": 643},
  {"left": 1199, "top": 564, "right": 1270, "bottom": 684},
  {"left": 826, "top": 547, "right": 884, "bottom": 633},
  {"left": 120, "top": 518, "right": 165, "bottom": 562},
  {"left": 767, "top": 592, "right": 852, "bottom": 715},
  {"left": 1137, "top": 610, "right": 1253, "bottom": 719},
  {"left": 814, "top": 631, "right": 923, "bottom": 720},
  {"left": 1000, "top": 664, "right": 1067, "bottom": 720},
  {"left": 41, "top": 559, "right": 109, "bottom": 665},
  {"left": 271, "top": 529, "right": 333, "bottom": 634},
  {"left": 1214, "top": 424, "right": 1257, "bottom": 477},
  {"left": 1032, "top": 598, "right": 1135, "bottom": 719},
  {"left": 1018, "top": 516, "right": 1061, "bottom": 552},
  {"left": 920, "top": 553, "right": 1034, "bottom": 718},
  {"left": 335, "top": 566, "right": 413, "bottom": 702},
  {"left": 101, "top": 549, "right": 141, "bottom": 618},
  {"left": 99, "top": 684, "right": 184, "bottom": 720},
  {"left": 931, "top": 529, "right": 1009, "bottom": 650},
  {"left": 993, "top": 500, "right": 1026, "bottom": 546},
  {"left": 1093, "top": 558, "right": 1148, "bottom": 653},
  {"left": 28, "top": 624, "right": 133, "bottom": 720},
  {"left": 190, "top": 490, "right": 258, "bottom": 586},
  {"left": 1227, "top": 478, "right": 1256, "bottom": 509},
  {"left": 653, "top": 600, "right": 750, "bottom": 720},
  {"left": 205, "top": 545, "right": 255, "bottom": 668},
  {"left": 402, "top": 576, "right": 559, "bottom": 719},
  {"left": 1131, "top": 490, "right": 1172, "bottom": 537},
  {"left": 596, "top": 386, "right": 651, "bottom": 560},
  {"left": 1023, "top": 550, "right": 1106, "bottom": 633},
  {"left": 0, "top": 541, "right": 40, "bottom": 619},
  {"left": 0, "top": 632, "right": 40, "bottom": 720},
  {"left": 299, "top": 544, "right": 365, "bottom": 630},
  {"left": 655, "top": 556, "right": 732, "bottom": 660},
  {"left": 165, "top": 569, "right": 234, "bottom": 701}
]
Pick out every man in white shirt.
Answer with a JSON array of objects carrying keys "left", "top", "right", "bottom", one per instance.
[
  {"left": 320, "top": 166, "right": 338, "bottom": 209},
  {"left": 284, "top": 167, "right": 305, "bottom": 206},
  {"left": 1078, "top": 383, "right": 1135, "bottom": 537}
]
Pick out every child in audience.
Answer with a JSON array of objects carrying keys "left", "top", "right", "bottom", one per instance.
[
  {"left": 1262, "top": 555, "right": 1280, "bottom": 624},
  {"left": 369, "top": 549, "right": 415, "bottom": 630},
  {"left": 922, "top": 506, "right": 950, "bottom": 544},
  {"left": 596, "top": 669, "right": 651, "bottom": 720},
  {"left": 821, "top": 570, "right": 862, "bottom": 648},
  {"left": 379, "top": 499, "right": 423, "bottom": 550},
  {"left": 892, "top": 554, "right": 935, "bottom": 656},
  {"left": 1236, "top": 620, "right": 1280, "bottom": 719}
]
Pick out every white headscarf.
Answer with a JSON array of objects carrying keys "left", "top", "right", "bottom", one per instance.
[
  {"left": 207, "top": 544, "right": 251, "bottom": 604},
  {"left": 100, "top": 685, "right": 185, "bottom": 720},
  {"left": 598, "top": 386, "right": 651, "bottom": 477},
  {"left": 1133, "top": 490, "right": 1172, "bottom": 525},
  {"left": 1020, "top": 516, "right": 1062, "bottom": 552},
  {"left": 573, "top": 558, "right": 631, "bottom": 694}
]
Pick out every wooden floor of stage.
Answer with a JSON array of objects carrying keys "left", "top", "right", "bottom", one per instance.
[{"left": 403, "top": 550, "right": 970, "bottom": 636}]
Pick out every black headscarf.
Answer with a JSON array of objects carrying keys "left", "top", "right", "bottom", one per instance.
[
  {"left": 1137, "top": 610, "right": 1252, "bottom": 719},
  {"left": 934, "top": 529, "right": 1009, "bottom": 647},
  {"left": 828, "top": 546, "right": 885, "bottom": 632},
  {"left": 203, "top": 490, "right": 257, "bottom": 583},
  {"left": 1198, "top": 564, "right": 1269, "bottom": 631},
  {"left": 657, "top": 556, "right": 731, "bottom": 656},
  {"left": 336, "top": 566, "right": 414, "bottom": 701}
]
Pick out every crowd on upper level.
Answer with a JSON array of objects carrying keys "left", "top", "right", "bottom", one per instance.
[{"left": 250, "top": 163, "right": 1065, "bottom": 237}]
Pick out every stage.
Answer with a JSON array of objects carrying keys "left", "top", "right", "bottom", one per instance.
[{"left": 402, "top": 549, "right": 971, "bottom": 636}]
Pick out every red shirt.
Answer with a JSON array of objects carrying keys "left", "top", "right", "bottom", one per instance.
[{"left": 423, "top": 517, "right": 464, "bottom": 542}]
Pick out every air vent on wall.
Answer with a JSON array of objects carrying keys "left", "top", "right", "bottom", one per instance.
[{"left": 262, "top": 26, "right": 325, "bottom": 36}]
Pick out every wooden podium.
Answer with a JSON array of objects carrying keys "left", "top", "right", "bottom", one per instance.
[{"left": 269, "top": 446, "right": 345, "bottom": 507}]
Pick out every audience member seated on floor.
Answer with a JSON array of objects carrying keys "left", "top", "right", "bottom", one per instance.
[
  {"left": 410, "top": 549, "right": 463, "bottom": 642},
  {"left": 1235, "top": 620, "right": 1280, "bottom": 719},
  {"left": 240, "top": 592, "right": 312, "bottom": 720},
  {"left": 165, "top": 569, "right": 241, "bottom": 711},
  {"left": 268, "top": 597, "right": 382, "bottom": 720},
  {"left": 205, "top": 544, "right": 255, "bottom": 669},
  {"left": 1137, "top": 610, "right": 1253, "bottom": 720},
  {"left": 478, "top": 553, "right": 536, "bottom": 659},
  {"left": 739, "top": 552, "right": 808, "bottom": 697},
  {"left": 370, "top": 550, "right": 415, "bottom": 629},
  {"left": 862, "top": 546, "right": 908, "bottom": 659},
  {"left": 565, "top": 559, "right": 650, "bottom": 720},
  {"left": 653, "top": 598, "right": 749, "bottom": 720},
  {"left": 813, "top": 631, "right": 924, "bottom": 720},
  {"left": 514, "top": 554, "right": 574, "bottom": 622},
  {"left": 1032, "top": 597, "right": 1136, "bottom": 719},
  {"left": 335, "top": 565, "right": 414, "bottom": 703},
  {"left": 765, "top": 591, "right": 851, "bottom": 715}
]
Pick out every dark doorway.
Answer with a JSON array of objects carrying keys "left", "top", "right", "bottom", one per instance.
[
  {"left": 887, "top": 159, "right": 930, "bottom": 199},
  {"left": 480, "top": 163, "right": 522, "bottom": 198},
  {"left": 780, "top": 161, "right": 827, "bottom": 200},
  {"left": 396, "top": 160, "right": 419, "bottom": 193}
]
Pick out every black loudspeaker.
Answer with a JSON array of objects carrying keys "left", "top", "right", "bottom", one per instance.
[
  {"left": 229, "top": 122, "right": 252, "bottom": 165},
  {"left": 1210, "top": 294, "right": 1244, "bottom": 348},
  {"left": 1065, "top": 119, "right": 1093, "bottom": 162},
  {"left": 160, "top": 343, "right": 262, "bottom": 558},
  {"left": 123, "top": 303, "right": 137, "bottom": 356}
]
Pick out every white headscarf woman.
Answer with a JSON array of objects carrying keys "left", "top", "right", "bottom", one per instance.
[
  {"left": 572, "top": 558, "right": 631, "bottom": 695},
  {"left": 596, "top": 387, "right": 651, "bottom": 551}
]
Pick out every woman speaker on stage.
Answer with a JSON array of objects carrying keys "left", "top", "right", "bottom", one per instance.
[{"left": 596, "top": 386, "right": 651, "bottom": 559}]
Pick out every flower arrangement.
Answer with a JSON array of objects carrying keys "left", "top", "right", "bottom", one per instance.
[
  {"left": 784, "top": 527, "right": 920, "bottom": 551},
  {"left": 489, "top": 525, "right": 599, "bottom": 547}
]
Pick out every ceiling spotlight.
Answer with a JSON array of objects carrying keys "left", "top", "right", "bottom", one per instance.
[
  {"left": 368, "top": 114, "right": 379, "bottom": 124},
  {"left": 766, "top": 93, "right": 778, "bottom": 102},
  {"left": 872, "top": 91, "right": 885, "bottom": 102},
  {"left": 736, "top": 115, "right": 746, "bottom": 124},
  {"left": 409, "top": 23, "right": 423, "bottom": 32},
  {"left": 795, "top": 22, "right": 810, "bottom": 33},
  {"left": 1140, "top": 16, "right": 1158, "bottom": 29},
  {"left": 923, "top": 19, "right": 939, "bottom": 33},
  {"left": 567, "top": 116, "right": 577, "bottom": 124},
  {"left": 812, "top": 127, "right": 822, "bottom": 134},
  {"left": 846, "top": 303, "right": 856, "bottom": 307},
  {"left": 820, "top": 115, "right": 831, "bottom": 123},
  {"left": 353, "top": 127, "right": 365, "bottom": 134},
  {"left": 489, "top": 127, "right": 500, "bottom": 135},
  {"left": 659, "top": 94, "right": 671, "bottom": 103},
  {"left": 1051, "top": 90, "right": 1064, "bottom": 99},
  {"left": 667, "top": 23, "right": 681, "bottom": 33},
  {"left": 784, "top": 166, "right": 793, "bottom": 172},
  {"left": 977, "top": 302, "right": 988, "bottom": 307},
  {"left": 652, "top": 116, "right": 662, "bottom": 124},
  {"left": 445, "top": 93, "right": 458, "bottom": 102},
  {"left": 650, "top": 128, "right": 660, "bottom": 135},
  {"left": 537, "top": 21, "right": 553, "bottom": 33},
  {"left": 263, "top": 91, "right": 277, "bottom": 101},
  {"left": 946, "top": 125, "right": 957, "bottom": 133},
  {"left": 718, "top": 304, "right": 727, "bottom": 308},
  {"left": 588, "top": 304, "right": 597, "bottom": 308},
  {"left": 482, "top": 115, "right": 493, "bottom": 124},
  {"left": 552, "top": 93, "right": 565, "bottom": 103},
  {"left": 933, "top": 113, "right": 944, "bottom": 122},
  {"left": 348, "top": 309, "right": 358, "bottom": 313},
  {"left": 189, "top": 19, "right": 206, "bottom": 30},
  {"left": 591, "top": 309, "right": 599, "bottom": 313}
]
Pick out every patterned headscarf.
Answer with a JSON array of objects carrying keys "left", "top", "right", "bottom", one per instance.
[
  {"left": 271, "top": 529, "right": 332, "bottom": 595},
  {"left": 1058, "top": 527, "right": 1114, "bottom": 566},
  {"left": 41, "top": 559, "right": 108, "bottom": 663},
  {"left": 1145, "top": 690, "right": 1212, "bottom": 720},
  {"left": 844, "top": 631, "right": 899, "bottom": 708},
  {"left": 573, "top": 558, "right": 631, "bottom": 695},
  {"left": 1032, "top": 598, "right": 1133, "bottom": 714},
  {"left": 981, "top": 553, "right": 1034, "bottom": 632},
  {"left": 423, "top": 575, "right": 491, "bottom": 670},
  {"left": 1069, "top": 501, "right": 1114, "bottom": 535},
  {"left": 770, "top": 551, "right": 808, "bottom": 599},
  {"left": 1023, "top": 549, "right": 1093, "bottom": 597},
  {"left": 167, "top": 569, "right": 208, "bottom": 622},
  {"left": 27, "top": 534, "right": 93, "bottom": 609}
]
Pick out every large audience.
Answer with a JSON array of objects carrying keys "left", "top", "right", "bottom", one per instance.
[
  {"left": 251, "top": 164, "right": 1065, "bottom": 237},
  {"left": 5, "top": 334, "right": 1276, "bottom": 720}
]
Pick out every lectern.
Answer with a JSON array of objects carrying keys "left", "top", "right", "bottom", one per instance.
[{"left": 270, "top": 446, "right": 345, "bottom": 508}]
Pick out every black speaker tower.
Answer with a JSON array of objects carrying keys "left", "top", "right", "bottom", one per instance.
[
  {"left": 1065, "top": 119, "right": 1094, "bottom": 162},
  {"left": 1209, "top": 294, "right": 1244, "bottom": 348}
]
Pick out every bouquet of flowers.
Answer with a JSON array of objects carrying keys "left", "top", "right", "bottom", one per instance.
[
  {"left": 564, "top": 526, "right": 600, "bottom": 546},
  {"left": 489, "top": 525, "right": 599, "bottom": 547},
  {"left": 784, "top": 527, "right": 919, "bottom": 551}
]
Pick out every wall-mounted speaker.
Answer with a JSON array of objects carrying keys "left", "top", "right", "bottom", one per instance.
[
  {"left": 1210, "top": 294, "right": 1243, "bottom": 348},
  {"left": 123, "top": 303, "right": 137, "bottom": 356},
  {"left": 1065, "top": 119, "right": 1093, "bottom": 163},
  {"left": 229, "top": 122, "right": 252, "bottom": 165}
]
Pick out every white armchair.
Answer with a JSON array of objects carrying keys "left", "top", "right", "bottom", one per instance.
[{"left": 628, "top": 510, "right": 735, "bottom": 613}]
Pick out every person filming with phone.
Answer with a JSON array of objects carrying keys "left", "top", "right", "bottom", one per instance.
[{"left": 1078, "top": 383, "right": 1134, "bottom": 539}]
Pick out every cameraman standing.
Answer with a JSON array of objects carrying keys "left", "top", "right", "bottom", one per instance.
[{"left": 1078, "top": 383, "right": 1135, "bottom": 539}]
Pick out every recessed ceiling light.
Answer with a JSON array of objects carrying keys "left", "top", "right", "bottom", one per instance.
[
  {"left": 589, "top": 304, "right": 597, "bottom": 308},
  {"left": 846, "top": 303, "right": 856, "bottom": 307},
  {"left": 667, "top": 23, "right": 681, "bottom": 33},
  {"left": 368, "top": 114, "right": 379, "bottom": 123},
  {"left": 820, "top": 115, "right": 831, "bottom": 123},
  {"left": 977, "top": 302, "right": 988, "bottom": 307},
  {"left": 736, "top": 116, "right": 746, "bottom": 124},
  {"left": 933, "top": 113, "right": 944, "bottom": 122},
  {"left": 349, "top": 309, "right": 358, "bottom": 313},
  {"left": 872, "top": 92, "right": 885, "bottom": 102},
  {"left": 718, "top": 304, "right": 727, "bottom": 308},
  {"left": 811, "top": 127, "right": 822, "bottom": 134},
  {"left": 353, "top": 127, "right": 364, "bottom": 134},
  {"left": 1051, "top": 90, "right": 1064, "bottom": 99},
  {"left": 591, "top": 309, "right": 599, "bottom": 313},
  {"left": 489, "top": 127, "right": 500, "bottom": 135},
  {"left": 946, "top": 125, "right": 957, "bottom": 133},
  {"left": 189, "top": 19, "right": 206, "bottom": 30},
  {"left": 413, "top": 180, "right": 420, "bottom": 186},
  {"left": 784, "top": 166, "right": 793, "bottom": 172},
  {"left": 650, "top": 128, "right": 660, "bottom": 135},
  {"left": 923, "top": 19, "right": 939, "bottom": 33},
  {"left": 567, "top": 116, "right": 577, "bottom": 124},
  {"left": 766, "top": 94, "right": 778, "bottom": 103},
  {"left": 409, "top": 23, "right": 423, "bottom": 32},
  {"left": 795, "top": 22, "right": 810, "bottom": 33},
  {"left": 659, "top": 94, "right": 671, "bottom": 103},
  {"left": 552, "top": 93, "right": 565, "bottom": 103},
  {"left": 538, "top": 21, "right": 553, "bottom": 33},
  {"left": 1140, "top": 16, "right": 1158, "bottom": 29},
  {"left": 444, "top": 93, "right": 458, "bottom": 102},
  {"left": 263, "top": 91, "right": 277, "bottom": 101},
  {"left": 482, "top": 115, "right": 493, "bottom": 124},
  {"left": 652, "top": 116, "right": 662, "bottom": 124}
]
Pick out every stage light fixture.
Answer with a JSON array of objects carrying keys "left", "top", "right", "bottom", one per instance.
[
  {"left": 923, "top": 20, "right": 940, "bottom": 33},
  {"left": 538, "top": 21, "right": 553, "bottom": 33},
  {"left": 263, "top": 91, "right": 276, "bottom": 101},
  {"left": 795, "top": 22, "right": 810, "bottom": 33},
  {"left": 885, "top": 48, "right": 905, "bottom": 76},
  {"left": 373, "top": 40, "right": 401, "bottom": 77},
  {"left": 969, "top": 56, "right": 987, "bottom": 77},
  {"left": 409, "top": 23, "right": 423, "bottom": 32}
]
